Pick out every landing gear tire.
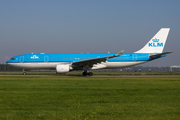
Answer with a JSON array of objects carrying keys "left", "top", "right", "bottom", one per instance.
[
  {"left": 88, "top": 72, "right": 93, "bottom": 76},
  {"left": 82, "top": 72, "right": 88, "bottom": 76},
  {"left": 82, "top": 71, "right": 93, "bottom": 76},
  {"left": 23, "top": 69, "right": 26, "bottom": 75}
]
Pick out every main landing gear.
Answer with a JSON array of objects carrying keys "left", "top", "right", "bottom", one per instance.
[{"left": 82, "top": 70, "right": 93, "bottom": 76}]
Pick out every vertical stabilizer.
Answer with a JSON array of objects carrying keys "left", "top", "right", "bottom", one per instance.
[{"left": 135, "top": 28, "right": 170, "bottom": 53}]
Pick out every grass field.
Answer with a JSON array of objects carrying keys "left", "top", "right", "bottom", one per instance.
[
  {"left": 0, "top": 76, "right": 180, "bottom": 120},
  {"left": 0, "top": 71, "right": 180, "bottom": 76}
]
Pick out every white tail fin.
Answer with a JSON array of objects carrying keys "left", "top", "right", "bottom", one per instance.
[{"left": 135, "top": 28, "right": 170, "bottom": 53}]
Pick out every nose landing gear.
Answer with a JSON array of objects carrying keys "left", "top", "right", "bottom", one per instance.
[{"left": 23, "top": 69, "right": 26, "bottom": 75}]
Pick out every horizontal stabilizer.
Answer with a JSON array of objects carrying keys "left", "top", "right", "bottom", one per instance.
[{"left": 149, "top": 52, "right": 172, "bottom": 59}]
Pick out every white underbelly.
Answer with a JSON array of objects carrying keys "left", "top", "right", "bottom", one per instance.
[
  {"left": 105, "top": 61, "right": 147, "bottom": 69},
  {"left": 8, "top": 61, "right": 147, "bottom": 70},
  {"left": 8, "top": 62, "right": 64, "bottom": 69}
]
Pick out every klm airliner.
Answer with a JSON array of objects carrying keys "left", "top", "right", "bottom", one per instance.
[{"left": 6, "top": 28, "right": 172, "bottom": 76}]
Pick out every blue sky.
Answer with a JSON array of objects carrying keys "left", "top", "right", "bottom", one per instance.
[{"left": 1, "top": 0, "right": 180, "bottom": 66}]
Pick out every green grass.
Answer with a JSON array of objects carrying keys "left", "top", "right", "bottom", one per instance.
[
  {"left": 0, "top": 76, "right": 180, "bottom": 120},
  {"left": 1, "top": 71, "right": 180, "bottom": 76}
]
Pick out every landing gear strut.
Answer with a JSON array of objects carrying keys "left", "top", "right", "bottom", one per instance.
[
  {"left": 23, "top": 69, "right": 26, "bottom": 75},
  {"left": 82, "top": 70, "right": 93, "bottom": 76}
]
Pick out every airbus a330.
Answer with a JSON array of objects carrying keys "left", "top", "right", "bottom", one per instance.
[{"left": 6, "top": 28, "right": 172, "bottom": 76}]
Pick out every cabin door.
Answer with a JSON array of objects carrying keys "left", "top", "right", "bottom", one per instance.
[
  {"left": 44, "top": 56, "right": 49, "bottom": 62},
  {"left": 20, "top": 56, "right": 24, "bottom": 63},
  {"left": 133, "top": 54, "right": 137, "bottom": 61}
]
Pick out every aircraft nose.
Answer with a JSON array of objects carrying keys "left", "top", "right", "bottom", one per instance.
[{"left": 6, "top": 60, "right": 10, "bottom": 64}]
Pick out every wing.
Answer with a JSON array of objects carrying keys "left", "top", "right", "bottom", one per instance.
[{"left": 72, "top": 50, "right": 124, "bottom": 68}]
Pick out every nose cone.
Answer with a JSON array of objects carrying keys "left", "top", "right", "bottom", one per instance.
[
  {"left": 6, "top": 60, "right": 10, "bottom": 64},
  {"left": 6, "top": 57, "right": 17, "bottom": 67}
]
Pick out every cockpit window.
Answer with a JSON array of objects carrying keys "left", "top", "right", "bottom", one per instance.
[{"left": 10, "top": 58, "right": 15, "bottom": 60}]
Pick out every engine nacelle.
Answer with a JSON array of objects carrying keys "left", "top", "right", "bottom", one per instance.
[{"left": 56, "top": 64, "right": 70, "bottom": 73}]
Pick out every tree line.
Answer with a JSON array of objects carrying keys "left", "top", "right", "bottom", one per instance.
[
  {"left": 0, "top": 64, "right": 22, "bottom": 71},
  {"left": 0, "top": 64, "right": 179, "bottom": 71}
]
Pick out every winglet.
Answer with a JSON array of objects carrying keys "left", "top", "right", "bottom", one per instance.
[{"left": 115, "top": 50, "right": 125, "bottom": 57}]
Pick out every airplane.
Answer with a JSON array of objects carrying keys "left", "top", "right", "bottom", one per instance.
[{"left": 6, "top": 28, "right": 172, "bottom": 76}]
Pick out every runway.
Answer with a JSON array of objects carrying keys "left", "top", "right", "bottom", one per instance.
[{"left": 0, "top": 75, "right": 180, "bottom": 77}]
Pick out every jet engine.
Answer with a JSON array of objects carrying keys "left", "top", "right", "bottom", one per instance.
[{"left": 56, "top": 64, "right": 70, "bottom": 73}]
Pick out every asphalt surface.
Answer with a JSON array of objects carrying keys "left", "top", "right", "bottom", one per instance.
[{"left": 0, "top": 75, "right": 180, "bottom": 77}]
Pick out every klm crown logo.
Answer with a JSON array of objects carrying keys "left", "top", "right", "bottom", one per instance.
[
  {"left": 31, "top": 55, "right": 39, "bottom": 59},
  {"left": 148, "top": 38, "right": 163, "bottom": 47},
  {"left": 152, "top": 38, "right": 159, "bottom": 42}
]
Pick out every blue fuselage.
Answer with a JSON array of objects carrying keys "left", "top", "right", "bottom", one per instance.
[
  {"left": 6, "top": 52, "right": 166, "bottom": 70},
  {"left": 6, "top": 53, "right": 157, "bottom": 63}
]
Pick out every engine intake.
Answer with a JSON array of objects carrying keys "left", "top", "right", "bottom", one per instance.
[{"left": 56, "top": 64, "right": 70, "bottom": 73}]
